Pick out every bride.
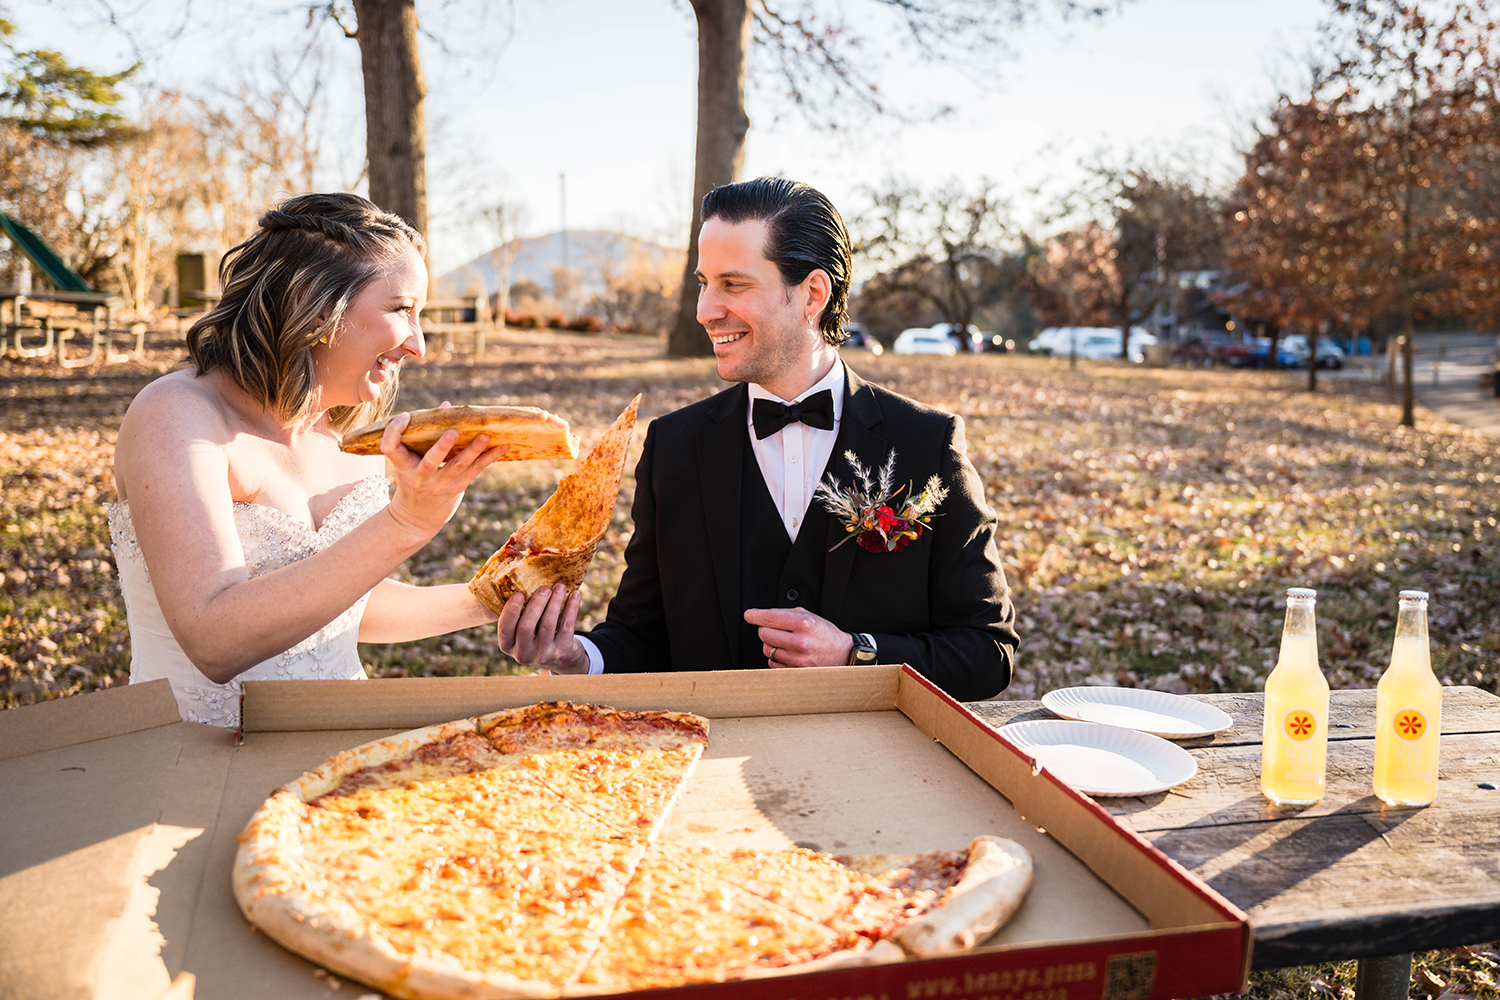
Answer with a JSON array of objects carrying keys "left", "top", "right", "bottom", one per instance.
[{"left": 110, "top": 192, "right": 507, "bottom": 727}]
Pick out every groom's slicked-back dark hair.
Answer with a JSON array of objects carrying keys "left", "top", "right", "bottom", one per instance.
[{"left": 700, "top": 177, "right": 851, "bottom": 346}]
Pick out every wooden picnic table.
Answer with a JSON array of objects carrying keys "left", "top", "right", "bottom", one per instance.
[{"left": 965, "top": 686, "right": 1500, "bottom": 1000}]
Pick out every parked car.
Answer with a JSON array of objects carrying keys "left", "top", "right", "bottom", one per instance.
[
  {"left": 892, "top": 327, "right": 957, "bottom": 355},
  {"left": 1247, "top": 337, "right": 1302, "bottom": 368},
  {"left": 1074, "top": 327, "right": 1158, "bottom": 362},
  {"left": 1027, "top": 327, "right": 1070, "bottom": 355},
  {"left": 929, "top": 322, "right": 1001, "bottom": 352},
  {"left": 1280, "top": 335, "right": 1345, "bottom": 369},
  {"left": 1171, "top": 333, "right": 1235, "bottom": 366},
  {"left": 1209, "top": 338, "right": 1257, "bottom": 367},
  {"left": 1028, "top": 327, "right": 1101, "bottom": 356},
  {"left": 840, "top": 324, "right": 884, "bottom": 355},
  {"left": 1027, "top": 326, "right": 1155, "bottom": 361}
]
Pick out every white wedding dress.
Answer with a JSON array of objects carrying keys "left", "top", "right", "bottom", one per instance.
[{"left": 108, "top": 474, "right": 390, "bottom": 728}]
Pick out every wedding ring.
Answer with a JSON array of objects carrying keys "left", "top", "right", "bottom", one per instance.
[{"left": 768, "top": 647, "right": 777, "bottom": 662}]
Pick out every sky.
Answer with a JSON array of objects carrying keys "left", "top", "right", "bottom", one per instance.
[{"left": 10, "top": 0, "right": 1326, "bottom": 275}]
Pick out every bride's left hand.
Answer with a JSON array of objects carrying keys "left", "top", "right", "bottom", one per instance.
[{"left": 379, "top": 411, "right": 509, "bottom": 540}]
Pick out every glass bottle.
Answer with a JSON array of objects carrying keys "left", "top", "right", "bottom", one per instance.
[
  {"left": 1261, "top": 587, "right": 1329, "bottom": 805},
  {"left": 1374, "top": 590, "right": 1442, "bottom": 806}
]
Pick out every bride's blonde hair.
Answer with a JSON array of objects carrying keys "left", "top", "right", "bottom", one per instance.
[{"left": 186, "top": 192, "right": 427, "bottom": 433}]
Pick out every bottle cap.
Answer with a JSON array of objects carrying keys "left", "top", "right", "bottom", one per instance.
[
  {"left": 1398, "top": 589, "right": 1428, "bottom": 602},
  {"left": 1286, "top": 587, "right": 1317, "bottom": 601}
]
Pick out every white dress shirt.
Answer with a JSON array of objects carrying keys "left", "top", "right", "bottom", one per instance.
[
  {"left": 577, "top": 362, "right": 848, "bottom": 674},
  {"left": 745, "top": 362, "right": 846, "bottom": 542}
]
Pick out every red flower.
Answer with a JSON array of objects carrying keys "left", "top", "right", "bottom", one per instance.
[{"left": 876, "top": 506, "right": 900, "bottom": 532}]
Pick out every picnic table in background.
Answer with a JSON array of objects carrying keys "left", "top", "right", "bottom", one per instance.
[{"left": 966, "top": 687, "right": 1500, "bottom": 1000}]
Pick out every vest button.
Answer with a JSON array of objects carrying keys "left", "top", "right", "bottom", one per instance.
[{"left": 785, "top": 589, "right": 798, "bottom": 602}]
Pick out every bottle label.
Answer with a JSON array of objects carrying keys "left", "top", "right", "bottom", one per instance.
[
  {"left": 1282, "top": 710, "right": 1317, "bottom": 742},
  {"left": 1392, "top": 709, "right": 1427, "bottom": 741}
]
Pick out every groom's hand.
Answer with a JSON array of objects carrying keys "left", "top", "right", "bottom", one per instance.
[
  {"left": 498, "top": 584, "right": 590, "bottom": 674},
  {"left": 744, "top": 608, "right": 856, "bottom": 668}
]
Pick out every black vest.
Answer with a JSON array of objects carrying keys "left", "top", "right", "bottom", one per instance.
[{"left": 736, "top": 443, "right": 831, "bottom": 668}]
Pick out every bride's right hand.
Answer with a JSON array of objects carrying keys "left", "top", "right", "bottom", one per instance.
[{"left": 379, "top": 412, "right": 509, "bottom": 540}]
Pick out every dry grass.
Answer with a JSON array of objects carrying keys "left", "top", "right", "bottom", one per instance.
[{"left": 2, "top": 329, "right": 1497, "bottom": 998}]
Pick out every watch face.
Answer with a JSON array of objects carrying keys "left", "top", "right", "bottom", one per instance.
[{"left": 851, "top": 635, "right": 878, "bottom": 664}]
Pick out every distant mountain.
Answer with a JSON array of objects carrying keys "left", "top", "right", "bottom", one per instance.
[{"left": 436, "top": 230, "right": 681, "bottom": 305}]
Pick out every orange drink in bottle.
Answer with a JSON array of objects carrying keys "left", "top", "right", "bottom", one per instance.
[
  {"left": 1374, "top": 590, "right": 1441, "bottom": 806},
  {"left": 1261, "top": 587, "right": 1328, "bottom": 805}
]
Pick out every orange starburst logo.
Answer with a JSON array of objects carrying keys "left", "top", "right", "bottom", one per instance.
[
  {"left": 1283, "top": 710, "right": 1316, "bottom": 742},
  {"left": 1393, "top": 709, "right": 1426, "bottom": 741}
]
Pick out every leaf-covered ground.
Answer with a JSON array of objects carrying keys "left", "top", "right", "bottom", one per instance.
[{"left": 2, "top": 330, "right": 1497, "bottom": 999}]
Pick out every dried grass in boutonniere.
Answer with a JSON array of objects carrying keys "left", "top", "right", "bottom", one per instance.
[{"left": 814, "top": 449, "right": 948, "bottom": 553}]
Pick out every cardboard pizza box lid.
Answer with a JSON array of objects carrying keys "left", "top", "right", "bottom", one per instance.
[{"left": 0, "top": 666, "right": 1250, "bottom": 1000}]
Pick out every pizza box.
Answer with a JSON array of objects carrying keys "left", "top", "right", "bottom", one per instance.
[{"left": 0, "top": 665, "right": 1250, "bottom": 1000}]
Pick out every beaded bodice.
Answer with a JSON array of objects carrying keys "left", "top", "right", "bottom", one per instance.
[{"left": 108, "top": 474, "right": 389, "bottom": 728}]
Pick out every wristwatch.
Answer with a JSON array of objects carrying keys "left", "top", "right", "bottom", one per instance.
[{"left": 847, "top": 632, "right": 878, "bottom": 665}]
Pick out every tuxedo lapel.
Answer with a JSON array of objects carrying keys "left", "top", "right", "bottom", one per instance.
[
  {"left": 698, "top": 384, "right": 749, "bottom": 668},
  {"left": 818, "top": 370, "right": 888, "bottom": 622}
]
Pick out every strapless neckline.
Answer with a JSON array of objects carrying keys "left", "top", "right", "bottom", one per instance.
[{"left": 109, "top": 474, "right": 391, "bottom": 728}]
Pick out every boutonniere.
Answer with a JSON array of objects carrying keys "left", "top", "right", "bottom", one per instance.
[{"left": 814, "top": 449, "right": 948, "bottom": 553}]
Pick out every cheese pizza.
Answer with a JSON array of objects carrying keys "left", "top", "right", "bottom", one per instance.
[{"left": 233, "top": 702, "right": 1034, "bottom": 998}]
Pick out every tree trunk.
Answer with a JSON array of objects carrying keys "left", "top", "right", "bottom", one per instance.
[
  {"left": 352, "top": 0, "right": 428, "bottom": 242},
  {"left": 1401, "top": 316, "right": 1415, "bottom": 428},
  {"left": 1307, "top": 326, "right": 1319, "bottom": 393},
  {"left": 667, "top": 0, "right": 752, "bottom": 358}
]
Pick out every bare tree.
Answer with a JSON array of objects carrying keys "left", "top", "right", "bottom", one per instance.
[
  {"left": 1028, "top": 162, "right": 1225, "bottom": 364},
  {"left": 325, "top": 0, "right": 428, "bottom": 237},
  {"left": 480, "top": 201, "right": 529, "bottom": 330},
  {"left": 666, "top": 0, "right": 1129, "bottom": 357},
  {"left": 105, "top": 92, "right": 211, "bottom": 313},
  {"left": 854, "top": 177, "right": 1016, "bottom": 350}
]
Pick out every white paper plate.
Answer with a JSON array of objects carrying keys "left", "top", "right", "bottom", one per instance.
[
  {"left": 997, "top": 720, "right": 1198, "bottom": 797},
  {"left": 1040, "top": 687, "right": 1233, "bottom": 738}
]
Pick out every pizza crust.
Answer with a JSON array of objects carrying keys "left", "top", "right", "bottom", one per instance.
[
  {"left": 890, "top": 836, "right": 1035, "bottom": 957},
  {"left": 340, "top": 404, "right": 579, "bottom": 462},
  {"left": 233, "top": 705, "right": 1033, "bottom": 998}
]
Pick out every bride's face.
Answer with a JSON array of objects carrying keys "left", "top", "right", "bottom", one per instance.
[{"left": 314, "top": 247, "right": 427, "bottom": 410}]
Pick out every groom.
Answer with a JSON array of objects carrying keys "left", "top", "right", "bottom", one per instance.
[{"left": 499, "top": 177, "right": 1017, "bottom": 701}]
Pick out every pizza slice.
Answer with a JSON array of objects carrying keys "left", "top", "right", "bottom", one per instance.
[
  {"left": 469, "top": 395, "right": 641, "bottom": 613},
  {"left": 573, "top": 843, "right": 851, "bottom": 992},
  {"left": 475, "top": 702, "right": 709, "bottom": 840},
  {"left": 361, "top": 836, "right": 650, "bottom": 989},
  {"left": 340, "top": 403, "right": 579, "bottom": 461}
]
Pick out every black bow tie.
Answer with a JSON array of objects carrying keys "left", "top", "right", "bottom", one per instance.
[{"left": 751, "top": 389, "right": 835, "bottom": 439}]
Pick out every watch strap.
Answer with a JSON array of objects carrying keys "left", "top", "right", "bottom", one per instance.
[{"left": 847, "top": 632, "right": 878, "bottom": 665}]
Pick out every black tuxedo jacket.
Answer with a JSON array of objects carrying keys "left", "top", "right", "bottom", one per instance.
[{"left": 585, "top": 367, "right": 1017, "bottom": 701}]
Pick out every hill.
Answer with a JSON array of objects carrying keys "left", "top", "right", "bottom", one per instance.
[{"left": 436, "top": 230, "right": 681, "bottom": 305}]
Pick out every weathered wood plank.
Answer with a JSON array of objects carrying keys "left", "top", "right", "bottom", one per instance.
[
  {"left": 965, "top": 687, "right": 1500, "bottom": 969},
  {"left": 1145, "top": 803, "right": 1500, "bottom": 967},
  {"left": 1101, "top": 734, "right": 1500, "bottom": 830}
]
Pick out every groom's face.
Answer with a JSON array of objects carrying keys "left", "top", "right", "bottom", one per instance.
[{"left": 695, "top": 217, "right": 818, "bottom": 395}]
